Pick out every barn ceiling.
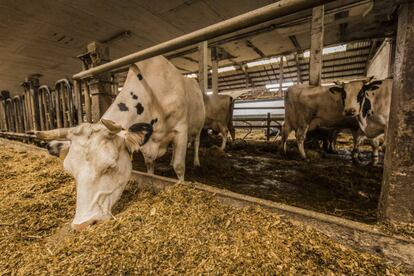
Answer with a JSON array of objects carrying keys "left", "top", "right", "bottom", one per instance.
[{"left": 0, "top": 0, "right": 397, "bottom": 95}]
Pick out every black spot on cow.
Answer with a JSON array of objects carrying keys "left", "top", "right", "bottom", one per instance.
[
  {"left": 118, "top": 102, "right": 129, "bottom": 112},
  {"left": 362, "top": 98, "right": 372, "bottom": 118},
  {"left": 129, "top": 122, "right": 153, "bottom": 145},
  {"left": 135, "top": 102, "right": 144, "bottom": 115},
  {"left": 357, "top": 89, "right": 365, "bottom": 104},
  {"left": 358, "top": 80, "right": 382, "bottom": 112},
  {"left": 130, "top": 92, "right": 138, "bottom": 100},
  {"left": 137, "top": 74, "right": 143, "bottom": 80}
]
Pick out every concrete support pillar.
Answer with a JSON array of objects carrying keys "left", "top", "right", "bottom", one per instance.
[
  {"left": 198, "top": 41, "right": 208, "bottom": 94},
  {"left": 295, "top": 53, "right": 302, "bottom": 83},
  {"left": 279, "top": 56, "right": 284, "bottom": 95},
  {"left": 379, "top": 3, "right": 414, "bottom": 224},
  {"left": 78, "top": 42, "right": 112, "bottom": 123},
  {"left": 309, "top": 5, "right": 324, "bottom": 86},
  {"left": 211, "top": 47, "right": 219, "bottom": 95}
]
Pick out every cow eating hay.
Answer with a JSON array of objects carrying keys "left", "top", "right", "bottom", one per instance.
[{"left": 36, "top": 56, "right": 205, "bottom": 230}]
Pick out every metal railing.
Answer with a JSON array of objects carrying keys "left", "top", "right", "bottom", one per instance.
[
  {"left": 233, "top": 99, "right": 285, "bottom": 140},
  {"left": 0, "top": 78, "right": 79, "bottom": 136},
  {"left": 0, "top": 0, "right": 332, "bottom": 140}
]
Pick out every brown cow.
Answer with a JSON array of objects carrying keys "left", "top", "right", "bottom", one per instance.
[
  {"left": 281, "top": 83, "right": 361, "bottom": 160},
  {"left": 203, "top": 94, "right": 235, "bottom": 150}
]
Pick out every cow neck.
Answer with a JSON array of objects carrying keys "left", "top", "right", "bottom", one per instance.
[{"left": 102, "top": 64, "right": 162, "bottom": 131}]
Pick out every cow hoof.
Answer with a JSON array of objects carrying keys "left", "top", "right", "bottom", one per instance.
[
  {"left": 370, "top": 160, "right": 379, "bottom": 166},
  {"left": 352, "top": 158, "right": 361, "bottom": 165}
]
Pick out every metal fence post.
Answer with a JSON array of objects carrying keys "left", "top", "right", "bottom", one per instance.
[{"left": 266, "top": 112, "right": 271, "bottom": 141}]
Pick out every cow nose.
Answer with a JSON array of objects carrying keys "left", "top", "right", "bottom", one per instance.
[
  {"left": 72, "top": 219, "right": 97, "bottom": 231},
  {"left": 345, "top": 108, "right": 356, "bottom": 116}
]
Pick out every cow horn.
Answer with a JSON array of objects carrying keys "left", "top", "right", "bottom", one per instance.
[
  {"left": 101, "top": 118, "right": 122, "bottom": 134},
  {"left": 35, "top": 128, "right": 70, "bottom": 141}
]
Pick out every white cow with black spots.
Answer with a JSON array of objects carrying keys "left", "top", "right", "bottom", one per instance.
[
  {"left": 36, "top": 56, "right": 205, "bottom": 230},
  {"left": 332, "top": 77, "right": 392, "bottom": 163}
]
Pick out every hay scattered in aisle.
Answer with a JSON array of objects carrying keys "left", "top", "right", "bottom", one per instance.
[{"left": 0, "top": 139, "right": 404, "bottom": 275}]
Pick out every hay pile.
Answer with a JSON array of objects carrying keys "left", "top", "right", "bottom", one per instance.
[{"left": 0, "top": 140, "right": 404, "bottom": 275}]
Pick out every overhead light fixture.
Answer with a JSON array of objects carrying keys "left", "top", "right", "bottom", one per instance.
[
  {"left": 268, "top": 87, "right": 288, "bottom": 92},
  {"left": 246, "top": 56, "right": 285, "bottom": 68},
  {"left": 302, "top": 44, "right": 347, "bottom": 58},
  {"left": 209, "top": 65, "right": 237, "bottom": 73},
  {"left": 217, "top": 65, "right": 236, "bottom": 73},
  {"left": 184, "top": 73, "right": 197, "bottom": 78},
  {"left": 266, "top": 81, "right": 294, "bottom": 89},
  {"left": 321, "top": 82, "right": 335, "bottom": 86}
]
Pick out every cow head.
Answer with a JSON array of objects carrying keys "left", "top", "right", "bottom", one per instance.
[
  {"left": 36, "top": 119, "right": 152, "bottom": 231},
  {"left": 329, "top": 78, "right": 382, "bottom": 117}
]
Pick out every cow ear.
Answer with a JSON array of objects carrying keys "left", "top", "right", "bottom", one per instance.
[
  {"left": 59, "top": 146, "right": 70, "bottom": 160},
  {"left": 366, "top": 80, "right": 382, "bottom": 91},
  {"left": 366, "top": 85, "right": 380, "bottom": 91},
  {"left": 124, "top": 122, "right": 154, "bottom": 152},
  {"left": 329, "top": 86, "right": 343, "bottom": 94},
  {"left": 124, "top": 132, "right": 144, "bottom": 153}
]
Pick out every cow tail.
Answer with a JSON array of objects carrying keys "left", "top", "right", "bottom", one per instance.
[{"left": 227, "top": 97, "right": 236, "bottom": 141}]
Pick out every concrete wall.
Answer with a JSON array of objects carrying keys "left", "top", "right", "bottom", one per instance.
[{"left": 367, "top": 39, "right": 393, "bottom": 79}]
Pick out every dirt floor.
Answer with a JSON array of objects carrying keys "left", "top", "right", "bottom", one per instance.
[
  {"left": 132, "top": 132, "right": 383, "bottom": 224},
  {"left": 0, "top": 139, "right": 407, "bottom": 275}
]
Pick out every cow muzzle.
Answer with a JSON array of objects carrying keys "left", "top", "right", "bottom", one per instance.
[
  {"left": 344, "top": 108, "right": 357, "bottom": 117},
  {"left": 71, "top": 219, "right": 98, "bottom": 231}
]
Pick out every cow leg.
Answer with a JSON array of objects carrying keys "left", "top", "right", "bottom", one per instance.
[
  {"left": 193, "top": 131, "right": 201, "bottom": 167},
  {"left": 351, "top": 129, "right": 364, "bottom": 164},
  {"left": 296, "top": 126, "right": 309, "bottom": 160},
  {"left": 322, "top": 137, "right": 329, "bottom": 153},
  {"left": 144, "top": 156, "right": 155, "bottom": 175},
  {"left": 326, "top": 130, "right": 339, "bottom": 154},
  {"left": 281, "top": 122, "right": 291, "bottom": 155},
  {"left": 369, "top": 137, "right": 381, "bottom": 165},
  {"left": 170, "top": 145, "right": 175, "bottom": 166},
  {"left": 229, "top": 125, "right": 236, "bottom": 142},
  {"left": 330, "top": 130, "right": 339, "bottom": 153},
  {"left": 220, "top": 127, "right": 228, "bottom": 150},
  {"left": 172, "top": 131, "right": 188, "bottom": 182}
]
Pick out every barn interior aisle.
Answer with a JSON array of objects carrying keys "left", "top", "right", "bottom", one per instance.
[{"left": 0, "top": 0, "right": 413, "bottom": 274}]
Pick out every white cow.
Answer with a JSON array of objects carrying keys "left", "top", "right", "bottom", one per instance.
[
  {"left": 36, "top": 56, "right": 205, "bottom": 230},
  {"left": 203, "top": 94, "right": 235, "bottom": 150}
]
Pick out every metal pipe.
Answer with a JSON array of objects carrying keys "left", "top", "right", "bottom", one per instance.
[
  {"left": 74, "top": 79, "right": 83, "bottom": 124},
  {"left": 55, "top": 79, "right": 74, "bottom": 127},
  {"left": 73, "top": 0, "right": 336, "bottom": 80},
  {"left": 84, "top": 81, "right": 92, "bottom": 123},
  {"left": 38, "top": 86, "right": 47, "bottom": 130}
]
